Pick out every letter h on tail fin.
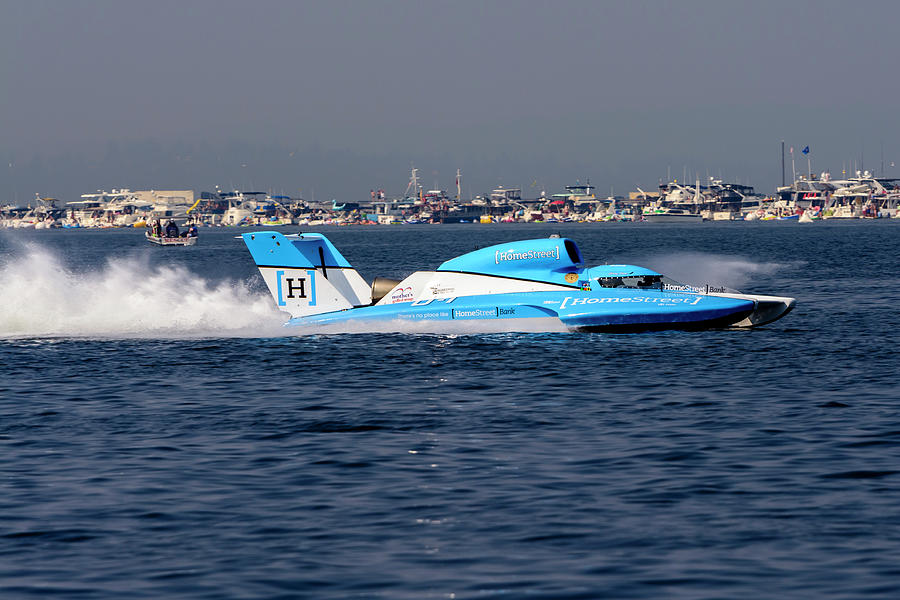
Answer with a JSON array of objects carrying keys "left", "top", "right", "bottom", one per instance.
[{"left": 242, "top": 232, "right": 370, "bottom": 318}]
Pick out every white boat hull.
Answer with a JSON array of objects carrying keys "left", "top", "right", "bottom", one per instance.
[
  {"left": 708, "top": 292, "right": 796, "bottom": 327},
  {"left": 146, "top": 232, "right": 197, "bottom": 246},
  {"left": 643, "top": 213, "right": 704, "bottom": 223}
]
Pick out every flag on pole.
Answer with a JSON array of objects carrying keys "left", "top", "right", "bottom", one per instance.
[
  {"left": 802, "top": 146, "right": 810, "bottom": 155},
  {"left": 790, "top": 146, "right": 794, "bottom": 154}
]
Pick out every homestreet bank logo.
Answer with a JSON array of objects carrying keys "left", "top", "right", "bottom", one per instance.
[
  {"left": 664, "top": 283, "right": 728, "bottom": 294},
  {"left": 663, "top": 283, "right": 705, "bottom": 293},
  {"left": 495, "top": 246, "right": 560, "bottom": 264},
  {"left": 559, "top": 295, "right": 703, "bottom": 310}
]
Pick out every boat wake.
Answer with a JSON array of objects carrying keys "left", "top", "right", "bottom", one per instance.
[
  {"left": 298, "top": 318, "right": 571, "bottom": 336},
  {"left": 0, "top": 245, "right": 571, "bottom": 339},
  {"left": 0, "top": 245, "right": 286, "bottom": 339},
  {"left": 635, "top": 252, "right": 799, "bottom": 289}
]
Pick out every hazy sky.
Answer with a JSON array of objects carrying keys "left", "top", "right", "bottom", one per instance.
[{"left": 3, "top": 0, "right": 900, "bottom": 203}]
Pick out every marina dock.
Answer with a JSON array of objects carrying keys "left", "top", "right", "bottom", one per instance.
[{"left": 3, "top": 170, "right": 898, "bottom": 229}]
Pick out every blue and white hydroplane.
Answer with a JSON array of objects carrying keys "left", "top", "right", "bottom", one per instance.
[{"left": 242, "top": 232, "right": 795, "bottom": 332}]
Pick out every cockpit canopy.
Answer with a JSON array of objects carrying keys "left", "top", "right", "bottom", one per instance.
[{"left": 587, "top": 265, "right": 663, "bottom": 289}]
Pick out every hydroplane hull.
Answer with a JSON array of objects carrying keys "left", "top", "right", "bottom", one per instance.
[
  {"left": 242, "top": 231, "right": 794, "bottom": 333},
  {"left": 292, "top": 289, "right": 756, "bottom": 332}
]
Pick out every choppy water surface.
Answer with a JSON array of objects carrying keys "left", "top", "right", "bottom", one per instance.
[{"left": 1, "top": 223, "right": 898, "bottom": 599}]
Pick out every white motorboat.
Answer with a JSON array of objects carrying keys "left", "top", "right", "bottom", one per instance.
[
  {"left": 145, "top": 231, "right": 197, "bottom": 246},
  {"left": 642, "top": 208, "right": 704, "bottom": 223}
]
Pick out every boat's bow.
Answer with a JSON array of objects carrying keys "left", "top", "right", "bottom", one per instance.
[
  {"left": 709, "top": 293, "right": 796, "bottom": 327},
  {"left": 555, "top": 289, "right": 756, "bottom": 332}
]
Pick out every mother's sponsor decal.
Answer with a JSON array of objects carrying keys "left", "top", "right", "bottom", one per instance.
[
  {"left": 390, "top": 286, "right": 415, "bottom": 303},
  {"left": 495, "top": 245, "right": 560, "bottom": 264}
]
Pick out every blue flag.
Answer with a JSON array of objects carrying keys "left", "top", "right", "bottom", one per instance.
[{"left": 802, "top": 146, "right": 810, "bottom": 155}]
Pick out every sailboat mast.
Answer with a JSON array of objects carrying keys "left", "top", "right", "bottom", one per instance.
[
  {"left": 781, "top": 140, "right": 785, "bottom": 187},
  {"left": 405, "top": 167, "right": 420, "bottom": 198},
  {"left": 791, "top": 146, "right": 796, "bottom": 184}
]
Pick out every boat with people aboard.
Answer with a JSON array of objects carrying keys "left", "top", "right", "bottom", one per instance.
[
  {"left": 146, "top": 232, "right": 197, "bottom": 246},
  {"left": 775, "top": 171, "right": 900, "bottom": 220},
  {"left": 638, "top": 178, "right": 768, "bottom": 221},
  {"left": 145, "top": 219, "right": 198, "bottom": 246},
  {"left": 0, "top": 195, "right": 67, "bottom": 228},
  {"left": 242, "top": 231, "right": 795, "bottom": 332}
]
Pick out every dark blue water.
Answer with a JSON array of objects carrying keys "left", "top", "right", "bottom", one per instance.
[{"left": 2, "top": 223, "right": 899, "bottom": 599}]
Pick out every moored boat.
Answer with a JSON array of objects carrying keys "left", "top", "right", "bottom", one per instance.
[{"left": 642, "top": 208, "right": 704, "bottom": 223}]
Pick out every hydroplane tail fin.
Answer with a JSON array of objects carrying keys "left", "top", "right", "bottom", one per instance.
[{"left": 242, "top": 231, "right": 371, "bottom": 318}]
